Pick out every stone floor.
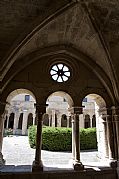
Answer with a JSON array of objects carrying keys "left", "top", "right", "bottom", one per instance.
[{"left": 0, "top": 135, "right": 110, "bottom": 172}]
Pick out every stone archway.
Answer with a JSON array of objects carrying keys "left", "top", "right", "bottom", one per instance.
[
  {"left": 46, "top": 91, "right": 73, "bottom": 128},
  {"left": 1, "top": 89, "right": 36, "bottom": 165},
  {"left": 82, "top": 94, "right": 108, "bottom": 160},
  {"left": 6, "top": 89, "right": 36, "bottom": 104},
  {"left": 5, "top": 89, "right": 36, "bottom": 136},
  {"left": 61, "top": 114, "right": 67, "bottom": 127}
]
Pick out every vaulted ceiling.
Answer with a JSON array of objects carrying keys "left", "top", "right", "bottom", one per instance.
[{"left": 0, "top": 0, "right": 119, "bottom": 102}]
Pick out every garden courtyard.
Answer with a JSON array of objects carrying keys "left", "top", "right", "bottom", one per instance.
[{"left": 0, "top": 135, "right": 110, "bottom": 172}]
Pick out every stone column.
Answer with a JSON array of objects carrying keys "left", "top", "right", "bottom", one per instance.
[
  {"left": 13, "top": 111, "right": 20, "bottom": 134},
  {"left": 106, "top": 114, "right": 115, "bottom": 160},
  {"left": 32, "top": 103, "right": 46, "bottom": 172},
  {"left": 22, "top": 110, "right": 28, "bottom": 135},
  {"left": 0, "top": 101, "right": 6, "bottom": 165},
  {"left": 48, "top": 114, "right": 51, "bottom": 126},
  {"left": 71, "top": 114, "right": 75, "bottom": 161},
  {"left": 57, "top": 113, "right": 62, "bottom": 127},
  {"left": 6, "top": 113, "right": 10, "bottom": 128},
  {"left": 90, "top": 114, "right": 93, "bottom": 128},
  {"left": 111, "top": 106, "right": 119, "bottom": 161},
  {"left": 79, "top": 114, "right": 84, "bottom": 128},
  {"left": 0, "top": 114, "right": 5, "bottom": 165},
  {"left": 67, "top": 115, "right": 70, "bottom": 128},
  {"left": 74, "top": 111, "right": 84, "bottom": 170},
  {"left": 102, "top": 115, "right": 109, "bottom": 158},
  {"left": 52, "top": 109, "right": 55, "bottom": 127},
  {"left": 110, "top": 106, "right": 119, "bottom": 171},
  {"left": 113, "top": 114, "right": 119, "bottom": 160},
  {"left": 33, "top": 113, "right": 36, "bottom": 125},
  {"left": 3, "top": 113, "right": 6, "bottom": 128},
  {"left": 70, "top": 107, "right": 84, "bottom": 170}
]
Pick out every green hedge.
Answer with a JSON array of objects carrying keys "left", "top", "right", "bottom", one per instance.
[
  {"left": 42, "top": 127, "right": 72, "bottom": 151},
  {"left": 28, "top": 126, "right": 97, "bottom": 151},
  {"left": 80, "top": 128, "right": 97, "bottom": 150},
  {"left": 28, "top": 125, "right": 36, "bottom": 148}
]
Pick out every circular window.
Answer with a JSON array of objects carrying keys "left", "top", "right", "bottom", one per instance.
[{"left": 50, "top": 63, "right": 71, "bottom": 82}]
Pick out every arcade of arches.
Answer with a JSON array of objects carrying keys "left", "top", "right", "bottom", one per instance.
[
  {"left": 0, "top": 75, "right": 119, "bottom": 172},
  {"left": 0, "top": 61, "right": 119, "bottom": 173},
  {"left": 4, "top": 92, "right": 96, "bottom": 136},
  {"left": 1, "top": 1, "right": 119, "bottom": 177}
]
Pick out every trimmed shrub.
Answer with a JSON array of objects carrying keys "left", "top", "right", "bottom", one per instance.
[
  {"left": 28, "top": 125, "right": 37, "bottom": 148},
  {"left": 28, "top": 126, "right": 97, "bottom": 151},
  {"left": 80, "top": 128, "right": 97, "bottom": 150},
  {"left": 42, "top": 127, "right": 72, "bottom": 151}
]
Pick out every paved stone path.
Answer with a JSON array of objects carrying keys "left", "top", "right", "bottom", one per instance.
[{"left": 0, "top": 135, "right": 110, "bottom": 172}]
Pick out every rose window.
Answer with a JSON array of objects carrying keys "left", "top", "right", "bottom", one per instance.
[{"left": 50, "top": 64, "right": 71, "bottom": 82}]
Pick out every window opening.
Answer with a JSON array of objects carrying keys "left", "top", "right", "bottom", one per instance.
[
  {"left": 50, "top": 63, "right": 70, "bottom": 82},
  {"left": 25, "top": 95, "right": 30, "bottom": 101}
]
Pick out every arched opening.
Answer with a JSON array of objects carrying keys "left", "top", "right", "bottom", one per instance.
[
  {"left": 18, "top": 113, "right": 23, "bottom": 130},
  {"left": 4, "top": 116, "right": 7, "bottom": 129},
  {"left": 2, "top": 89, "right": 36, "bottom": 165},
  {"left": 5, "top": 89, "right": 36, "bottom": 135},
  {"left": 92, "top": 114, "right": 96, "bottom": 127},
  {"left": 82, "top": 94, "right": 107, "bottom": 160},
  {"left": 27, "top": 113, "right": 33, "bottom": 129},
  {"left": 46, "top": 91, "right": 73, "bottom": 128},
  {"left": 61, "top": 114, "right": 67, "bottom": 127},
  {"left": 84, "top": 114, "right": 90, "bottom": 128},
  {"left": 38, "top": 91, "right": 74, "bottom": 166},
  {"left": 55, "top": 114, "right": 57, "bottom": 127},
  {"left": 43, "top": 114, "right": 49, "bottom": 126},
  {"left": 8, "top": 113, "right": 14, "bottom": 129}
]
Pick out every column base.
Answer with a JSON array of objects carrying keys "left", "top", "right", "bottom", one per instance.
[
  {"left": 109, "top": 159, "right": 117, "bottom": 168},
  {"left": 32, "top": 160, "right": 43, "bottom": 172},
  {"left": 73, "top": 161, "right": 84, "bottom": 171},
  {"left": 0, "top": 152, "right": 5, "bottom": 165}
]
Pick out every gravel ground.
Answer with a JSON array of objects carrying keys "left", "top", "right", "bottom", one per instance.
[{"left": 1, "top": 135, "right": 109, "bottom": 171}]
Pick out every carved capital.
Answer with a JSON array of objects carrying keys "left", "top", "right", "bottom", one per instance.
[
  {"left": 35, "top": 103, "right": 47, "bottom": 113},
  {"left": 111, "top": 106, "right": 119, "bottom": 116},
  {"left": 111, "top": 106, "right": 116, "bottom": 115},
  {"left": 106, "top": 115, "right": 112, "bottom": 123},
  {"left": 34, "top": 103, "right": 48, "bottom": 121},
  {"left": 113, "top": 115, "right": 119, "bottom": 122}
]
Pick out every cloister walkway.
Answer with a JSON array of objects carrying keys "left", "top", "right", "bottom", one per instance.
[{"left": 0, "top": 135, "right": 110, "bottom": 172}]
